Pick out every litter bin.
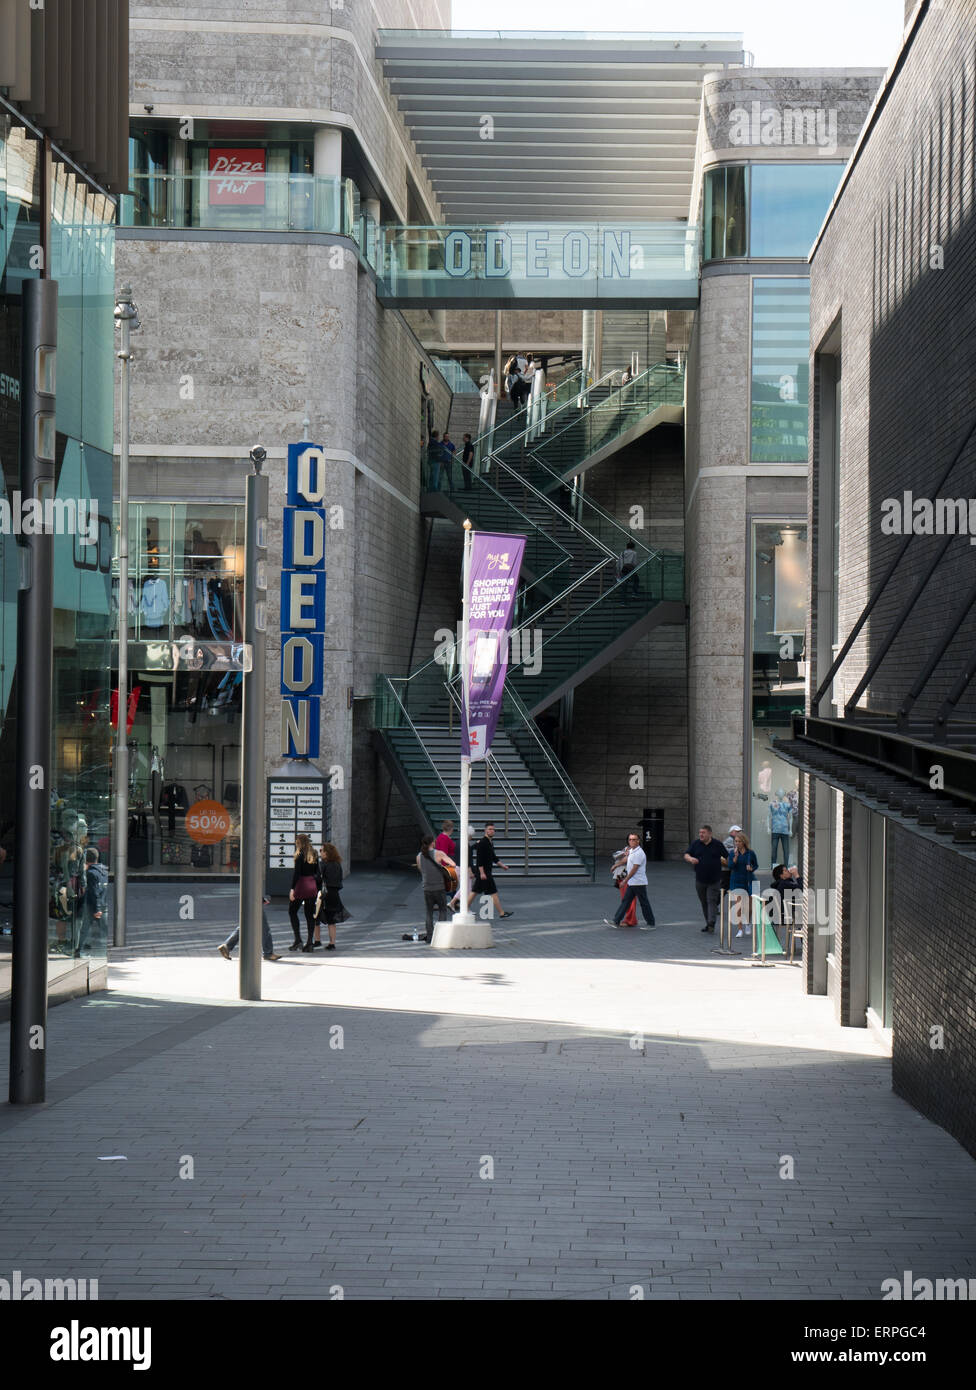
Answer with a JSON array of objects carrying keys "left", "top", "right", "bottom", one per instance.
[{"left": 640, "top": 807, "right": 664, "bottom": 862}]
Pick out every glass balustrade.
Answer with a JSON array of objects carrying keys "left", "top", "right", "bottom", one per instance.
[
  {"left": 119, "top": 172, "right": 358, "bottom": 235},
  {"left": 497, "top": 365, "right": 685, "bottom": 493},
  {"left": 432, "top": 456, "right": 573, "bottom": 611},
  {"left": 508, "top": 552, "right": 685, "bottom": 711},
  {"left": 499, "top": 685, "right": 595, "bottom": 876}
]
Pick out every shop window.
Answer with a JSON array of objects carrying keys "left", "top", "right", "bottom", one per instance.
[
  {"left": 112, "top": 503, "right": 245, "bottom": 875},
  {"left": 750, "top": 520, "right": 808, "bottom": 870}
]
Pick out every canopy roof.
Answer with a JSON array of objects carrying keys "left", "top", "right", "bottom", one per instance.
[{"left": 376, "top": 30, "right": 746, "bottom": 223}]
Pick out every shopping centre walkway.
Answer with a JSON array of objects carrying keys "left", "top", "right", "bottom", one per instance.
[{"left": 1, "top": 866, "right": 974, "bottom": 1301}]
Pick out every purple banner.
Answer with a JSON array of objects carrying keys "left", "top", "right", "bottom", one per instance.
[{"left": 461, "top": 532, "right": 526, "bottom": 761}]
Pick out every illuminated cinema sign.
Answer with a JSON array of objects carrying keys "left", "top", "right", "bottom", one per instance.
[{"left": 281, "top": 444, "right": 327, "bottom": 758}]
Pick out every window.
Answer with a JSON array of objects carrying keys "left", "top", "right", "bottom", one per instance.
[
  {"left": 751, "top": 278, "right": 810, "bottom": 462},
  {"left": 703, "top": 162, "right": 843, "bottom": 261},
  {"left": 750, "top": 163, "right": 844, "bottom": 258},
  {"left": 749, "top": 520, "right": 808, "bottom": 868},
  {"left": 703, "top": 165, "right": 748, "bottom": 259}
]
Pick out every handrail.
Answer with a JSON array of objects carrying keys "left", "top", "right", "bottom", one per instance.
[
  {"left": 438, "top": 665, "right": 592, "bottom": 831},
  {"left": 533, "top": 363, "right": 682, "bottom": 458},
  {"left": 514, "top": 549, "right": 679, "bottom": 674},
  {"left": 378, "top": 675, "right": 460, "bottom": 818},
  {"left": 505, "top": 685, "right": 594, "bottom": 830},
  {"left": 477, "top": 364, "right": 618, "bottom": 461},
  {"left": 485, "top": 450, "right": 619, "bottom": 561},
  {"left": 438, "top": 459, "right": 575, "bottom": 598},
  {"left": 444, "top": 684, "right": 536, "bottom": 836}
]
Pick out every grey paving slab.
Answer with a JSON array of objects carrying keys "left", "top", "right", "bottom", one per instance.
[{"left": 0, "top": 871, "right": 974, "bottom": 1301}]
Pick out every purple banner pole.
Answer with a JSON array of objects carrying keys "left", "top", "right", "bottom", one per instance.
[{"left": 460, "top": 532, "right": 527, "bottom": 763}]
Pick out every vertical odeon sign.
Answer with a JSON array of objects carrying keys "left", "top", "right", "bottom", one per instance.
[{"left": 281, "top": 443, "right": 327, "bottom": 758}]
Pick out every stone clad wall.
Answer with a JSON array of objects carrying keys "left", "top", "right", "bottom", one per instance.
[
  {"left": 117, "top": 230, "right": 453, "bottom": 864},
  {"left": 129, "top": 0, "right": 444, "bottom": 220}
]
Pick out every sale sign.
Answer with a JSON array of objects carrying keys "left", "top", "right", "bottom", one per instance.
[
  {"left": 208, "top": 148, "right": 267, "bottom": 206},
  {"left": 461, "top": 533, "right": 526, "bottom": 762},
  {"left": 185, "top": 800, "right": 231, "bottom": 844}
]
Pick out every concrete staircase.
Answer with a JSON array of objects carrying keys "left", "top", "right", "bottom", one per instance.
[{"left": 382, "top": 724, "right": 590, "bottom": 878}]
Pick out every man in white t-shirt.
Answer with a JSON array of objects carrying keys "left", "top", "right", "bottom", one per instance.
[{"left": 606, "top": 832, "right": 656, "bottom": 928}]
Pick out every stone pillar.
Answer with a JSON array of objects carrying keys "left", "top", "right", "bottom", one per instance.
[
  {"left": 313, "top": 127, "right": 342, "bottom": 179},
  {"left": 582, "top": 309, "right": 603, "bottom": 376}
]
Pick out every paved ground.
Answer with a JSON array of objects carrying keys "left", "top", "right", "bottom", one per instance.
[{"left": 1, "top": 865, "right": 974, "bottom": 1301}]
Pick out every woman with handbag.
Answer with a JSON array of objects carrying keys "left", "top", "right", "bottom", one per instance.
[
  {"left": 316, "top": 842, "right": 346, "bottom": 952},
  {"left": 289, "top": 834, "right": 322, "bottom": 953}
]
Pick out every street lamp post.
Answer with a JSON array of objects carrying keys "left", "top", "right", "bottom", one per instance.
[
  {"left": 238, "top": 446, "right": 269, "bottom": 1001},
  {"left": 113, "top": 286, "right": 139, "bottom": 948}
]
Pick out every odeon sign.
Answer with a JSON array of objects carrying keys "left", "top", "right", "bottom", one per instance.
[
  {"left": 281, "top": 443, "right": 327, "bottom": 759},
  {"left": 441, "top": 228, "right": 636, "bottom": 279}
]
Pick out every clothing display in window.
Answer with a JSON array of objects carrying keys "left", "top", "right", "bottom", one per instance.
[
  {"left": 172, "top": 578, "right": 192, "bottom": 625},
  {"left": 111, "top": 578, "right": 138, "bottom": 620},
  {"left": 159, "top": 781, "right": 189, "bottom": 834},
  {"left": 140, "top": 576, "right": 170, "bottom": 627}
]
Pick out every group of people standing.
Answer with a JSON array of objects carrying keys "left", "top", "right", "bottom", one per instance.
[
  {"left": 49, "top": 839, "right": 109, "bottom": 958},
  {"left": 217, "top": 834, "right": 348, "bottom": 962},
  {"left": 604, "top": 819, "right": 803, "bottom": 941},
  {"left": 683, "top": 823, "right": 803, "bottom": 938},
  {"left": 426, "top": 431, "right": 475, "bottom": 492}
]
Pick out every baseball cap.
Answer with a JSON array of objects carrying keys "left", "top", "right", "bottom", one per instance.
[{"left": 729, "top": 824, "right": 742, "bottom": 833}]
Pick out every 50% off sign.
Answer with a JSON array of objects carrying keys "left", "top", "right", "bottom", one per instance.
[{"left": 185, "top": 800, "right": 231, "bottom": 845}]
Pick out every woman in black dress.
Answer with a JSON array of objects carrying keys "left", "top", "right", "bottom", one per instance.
[
  {"left": 289, "top": 834, "right": 321, "bottom": 952},
  {"left": 316, "top": 842, "right": 345, "bottom": 952}
]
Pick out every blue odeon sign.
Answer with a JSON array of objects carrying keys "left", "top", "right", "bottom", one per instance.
[
  {"left": 440, "top": 227, "right": 636, "bottom": 280},
  {"left": 281, "top": 443, "right": 327, "bottom": 759}
]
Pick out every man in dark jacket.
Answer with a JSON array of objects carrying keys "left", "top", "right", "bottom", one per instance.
[
  {"left": 683, "top": 824, "right": 728, "bottom": 933},
  {"left": 77, "top": 848, "right": 108, "bottom": 957}
]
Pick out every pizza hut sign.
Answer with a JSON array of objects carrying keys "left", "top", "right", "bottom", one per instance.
[{"left": 208, "top": 148, "right": 267, "bottom": 206}]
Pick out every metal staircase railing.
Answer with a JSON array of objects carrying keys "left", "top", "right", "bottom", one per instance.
[{"left": 374, "top": 360, "right": 684, "bottom": 876}]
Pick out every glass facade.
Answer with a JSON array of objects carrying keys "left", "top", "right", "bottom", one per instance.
[
  {"left": 749, "top": 520, "right": 807, "bottom": 870},
  {"left": 379, "top": 222, "right": 701, "bottom": 306},
  {"left": 703, "top": 165, "right": 747, "bottom": 260},
  {"left": 1, "top": 118, "right": 116, "bottom": 964},
  {"left": 115, "top": 502, "right": 245, "bottom": 876},
  {"left": 121, "top": 124, "right": 378, "bottom": 265},
  {"left": 750, "top": 163, "right": 844, "bottom": 257},
  {"left": 750, "top": 277, "right": 810, "bottom": 463},
  {"left": 703, "top": 162, "right": 844, "bottom": 261}
]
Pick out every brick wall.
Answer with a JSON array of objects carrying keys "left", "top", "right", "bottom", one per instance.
[
  {"left": 805, "top": 1, "right": 976, "bottom": 1157},
  {"left": 810, "top": 3, "right": 976, "bottom": 723},
  {"left": 889, "top": 824, "right": 976, "bottom": 1160}
]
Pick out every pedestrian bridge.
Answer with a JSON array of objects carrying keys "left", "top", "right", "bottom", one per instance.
[{"left": 374, "top": 221, "right": 700, "bottom": 309}]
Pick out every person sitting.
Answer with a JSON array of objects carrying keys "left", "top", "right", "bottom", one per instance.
[{"left": 769, "top": 863, "right": 804, "bottom": 924}]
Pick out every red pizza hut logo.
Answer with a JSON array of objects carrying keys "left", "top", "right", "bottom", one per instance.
[{"left": 208, "top": 148, "right": 267, "bottom": 206}]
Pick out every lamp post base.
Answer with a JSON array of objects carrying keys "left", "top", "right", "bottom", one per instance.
[{"left": 431, "top": 915, "right": 494, "bottom": 949}]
